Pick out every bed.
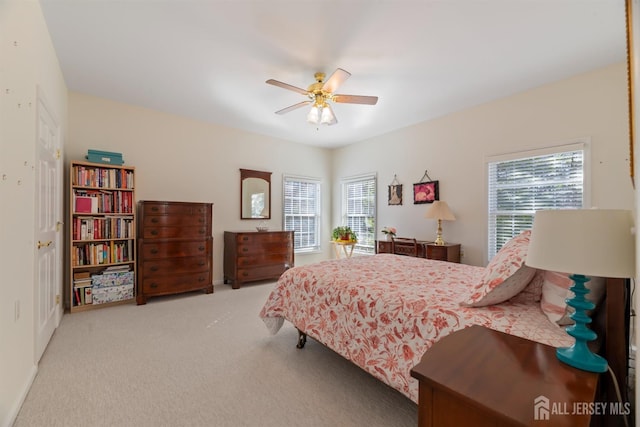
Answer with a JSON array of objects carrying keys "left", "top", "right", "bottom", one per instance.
[{"left": 258, "top": 231, "right": 629, "bottom": 405}]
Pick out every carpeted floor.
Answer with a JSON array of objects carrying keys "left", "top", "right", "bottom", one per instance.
[{"left": 14, "top": 281, "right": 417, "bottom": 427}]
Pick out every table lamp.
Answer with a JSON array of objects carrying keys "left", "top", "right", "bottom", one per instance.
[
  {"left": 424, "top": 201, "right": 456, "bottom": 245},
  {"left": 525, "top": 209, "right": 635, "bottom": 372}
]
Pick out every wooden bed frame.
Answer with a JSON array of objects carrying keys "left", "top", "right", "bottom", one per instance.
[
  {"left": 295, "top": 276, "right": 631, "bottom": 423},
  {"left": 598, "top": 278, "right": 631, "bottom": 414}
]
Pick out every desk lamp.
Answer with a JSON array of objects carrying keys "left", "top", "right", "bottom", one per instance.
[
  {"left": 525, "top": 209, "right": 635, "bottom": 372},
  {"left": 424, "top": 201, "right": 456, "bottom": 246}
]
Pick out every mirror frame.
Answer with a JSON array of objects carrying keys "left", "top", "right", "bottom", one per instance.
[{"left": 240, "top": 168, "right": 272, "bottom": 220}]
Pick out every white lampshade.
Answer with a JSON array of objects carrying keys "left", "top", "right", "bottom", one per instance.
[
  {"left": 307, "top": 106, "right": 320, "bottom": 124},
  {"left": 424, "top": 201, "right": 456, "bottom": 221},
  {"left": 320, "top": 104, "right": 337, "bottom": 125},
  {"left": 526, "top": 209, "right": 635, "bottom": 278}
]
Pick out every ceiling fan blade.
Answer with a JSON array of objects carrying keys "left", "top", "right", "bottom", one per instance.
[
  {"left": 275, "top": 100, "right": 312, "bottom": 115},
  {"left": 333, "top": 94, "right": 379, "bottom": 105},
  {"left": 266, "top": 79, "right": 309, "bottom": 96},
  {"left": 322, "top": 68, "right": 351, "bottom": 93}
]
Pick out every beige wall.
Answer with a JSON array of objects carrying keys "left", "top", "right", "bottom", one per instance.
[
  {"left": 0, "top": 1, "right": 68, "bottom": 426},
  {"left": 333, "top": 62, "right": 633, "bottom": 267},
  {"left": 66, "top": 92, "right": 334, "bottom": 280}
]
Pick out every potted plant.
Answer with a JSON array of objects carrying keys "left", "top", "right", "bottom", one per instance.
[
  {"left": 332, "top": 226, "right": 357, "bottom": 242},
  {"left": 381, "top": 226, "right": 397, "bottom": 241}
]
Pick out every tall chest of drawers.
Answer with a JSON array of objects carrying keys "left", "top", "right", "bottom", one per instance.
[
  {"left": 137, "top": 201, "right": 213, "bottom": 304},
  {"left": 224, "top": 231, "right": 294, "bottom": 289}
]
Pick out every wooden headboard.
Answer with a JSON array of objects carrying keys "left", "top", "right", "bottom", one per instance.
[{"left": 597, "top": 277, "right": 631, "bottom": 422}]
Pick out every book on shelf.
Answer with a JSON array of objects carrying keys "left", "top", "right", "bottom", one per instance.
[
  {"left": 104, "top": 265, "right": 131, "bottom": 273},
  {"left": 75, "top": 196, "right": 92, "bottom": 213},
  {"left": 84, "top": 287, "right": 93, "bottom": 304},
  {"left": 73, "top": 278, "right": 92, "bottom": 287}
]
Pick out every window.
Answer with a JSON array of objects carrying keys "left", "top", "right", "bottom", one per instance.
[
  {"left": 487, "top": 142, "right": 587, "bottom": 260},
  {"left": 341, "top": 174, "right": 376, "bottom": 254},
  {"left": 283, "top": 175, "right": 321, "bottom": 252}
]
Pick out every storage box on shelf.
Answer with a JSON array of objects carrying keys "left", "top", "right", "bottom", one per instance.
[{"left": 69, "top": 160, "right": 136, "bottom": 313}]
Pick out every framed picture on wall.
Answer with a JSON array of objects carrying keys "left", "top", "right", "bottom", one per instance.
[
  {"left": 413, "top": 181, "right": 439, "bottom": 204},
  {"left": 388, "top": 184, "right": 402, "bottom": 205}
]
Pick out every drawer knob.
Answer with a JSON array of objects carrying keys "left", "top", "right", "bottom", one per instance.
[
  {"left": 199, "top": 276, "right": 205, "bottom": 282},
  {"left": 199, "top": 229, "right": 205, "bottom": 234},
  {"left": 198, "top": 246, "right": 205, "bottom": 251},
  {"left": 150, "top": 248, "right": 158, "bottom": 254},
  {"left": 242, "top": 236, "right": 249, "bottom": 241},
  {"left": 150, "top": 230, "right": 158, "bottom": 236},
  {"left": 242, "top": 248, "right": 248, "bottom": 252},
  {"left": 151, "top": 207, "right": 159, "bottom": 212},
  {"left": 151, "top": 218, "right": 159, "bottom": 223},
  {"left": 150, "top": 283, "right": 158, "bottom": 288},
  {"left": 150, "top": 266, "right": 159, "bottom": 272},
  {"left": 199, "top": 261, "right": 205, "bottom": 266}
]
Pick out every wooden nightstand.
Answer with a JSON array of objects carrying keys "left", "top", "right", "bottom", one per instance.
[
  {"left": 425, "top": 243, "right": 460, "bottom": 263},
  {"left": 410, "top": 325, "right": 598, "bottom": 427},
  {"left": 376, "top": 239, "right": 430, "bottom": 257}
]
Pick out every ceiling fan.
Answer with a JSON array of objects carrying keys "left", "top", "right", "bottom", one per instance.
[{"left": 266, "top": 68, "right": 378, "bottom": 126}]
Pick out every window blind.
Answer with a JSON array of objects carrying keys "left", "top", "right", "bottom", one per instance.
[
  {"left": 487, "top": 146, "right": 585, "bottom": 260},
  {"left": 342, "top": 174, "right": 376, "bottom": 254},
  {"left": 283, "top": 176, "right": 321, "bottom": 252}
]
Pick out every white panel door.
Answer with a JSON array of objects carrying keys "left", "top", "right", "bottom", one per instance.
[{"left": 34, "top": 89, "right": 62, "bottom": 362}]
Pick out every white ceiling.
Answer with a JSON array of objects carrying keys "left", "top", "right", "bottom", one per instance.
[{"left": 40, "top": 0, "right": 627, "bottom": 149}]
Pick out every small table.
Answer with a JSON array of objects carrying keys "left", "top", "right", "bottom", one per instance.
[
  {"left": 410, "top": 325, "right": 598, "bottom": 427},
  {"left": 332, "top": 240, "right": 356, "bottom": 258}
]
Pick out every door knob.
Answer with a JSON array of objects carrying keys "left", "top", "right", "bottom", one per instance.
[{"left": 37, "top": 240, "right": 52, "bottom": 249}]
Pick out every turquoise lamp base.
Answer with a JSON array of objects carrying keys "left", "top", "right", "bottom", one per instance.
[
  {"left": 556, "top": 274, "right": 608, "bottom": 373},
  {"left": 557, "top": 345, "right": 607, "bottom": 373}
]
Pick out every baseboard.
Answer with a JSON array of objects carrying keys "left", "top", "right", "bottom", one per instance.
[{"left": 1, "top": 364, "right": 37, "bottom": 427}]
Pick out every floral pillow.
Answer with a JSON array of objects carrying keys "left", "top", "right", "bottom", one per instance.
[
  {"left": 540, "top": 270, "right": 606, "bottom": 325},
  {"left": 462, "top": 230, "right": 536, "bottom": 307}
]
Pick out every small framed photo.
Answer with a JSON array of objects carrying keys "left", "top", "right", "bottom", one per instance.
[
  {"left": 413, "top": 181, "right": 439, "bottom": 204},
  {"left": 388, "top": 184, "right": 402, "bottom": 205}
]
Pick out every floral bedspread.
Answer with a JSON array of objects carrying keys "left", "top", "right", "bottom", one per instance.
[{"left": 259, "top": 254, "right": 572, "bottom": 403}]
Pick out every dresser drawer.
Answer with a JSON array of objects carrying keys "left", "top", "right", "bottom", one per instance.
[
  {"left": 140, "top": 239, "right": 210, "bottom": 259},
  {"left": 237, "top": 253, "right": 292, "bottom": 268},
  {"left": 143, "top": 202, "right": 211, "bottom": 216},
  {"left": 235, "top": 232, "right": 292, "bottom": 245},
  {"left": 426, "top": 243, "right": 461, "bottom": 263},
  {"left": 143, "top": 214, "right": 208, "bottom": 228},
  {"left": 140, "top": 271, "right": 211, "bottom": 294},
  {"left": 237, "top": 265, "right": 289, "bottom": 282},
  {"left": 142, "top": 226, "right": 209, "bottom": 239},
  {"left": 236, "top": 240, "right": 292, "bottom": 256},
  {"left": 141, "top": 255, "right": 209, "bottom": 276}
]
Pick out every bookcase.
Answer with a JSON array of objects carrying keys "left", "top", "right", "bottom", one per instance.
[{"left": 68, "top": 160, "right": 136, "bottom": 313}]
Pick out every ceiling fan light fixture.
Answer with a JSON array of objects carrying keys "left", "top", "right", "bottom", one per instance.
[{"left": 267, "top": 68, "right": 377, "bottom": 126}]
